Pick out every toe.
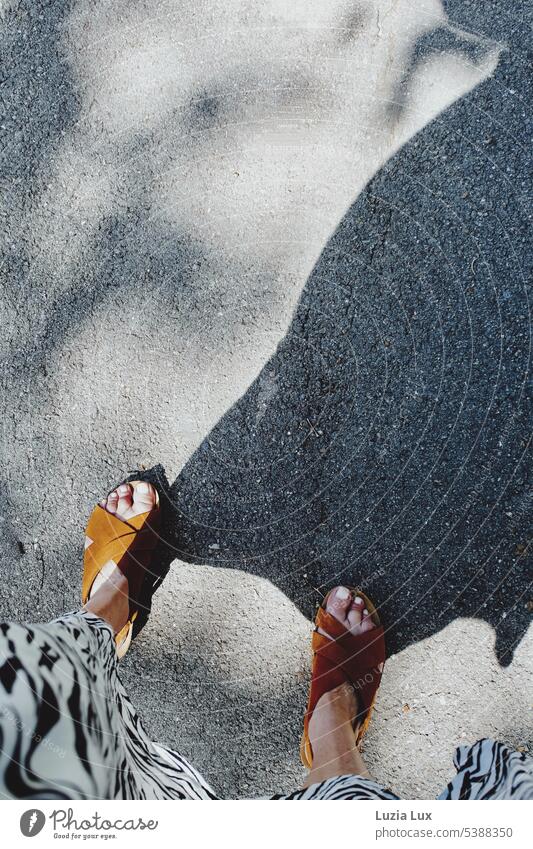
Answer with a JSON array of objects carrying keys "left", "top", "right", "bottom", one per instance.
[
  {"left": 116, "top": 483, "right": 133, "bottom": 518},
  {"left": 360, "top": 606, "right": 376, "bottom": 632},
  {"left": 325, "top": 586, "right": 353, "bottom": 626},
  {"left": 131, "top": 481, "right": 157, "bottom": 515},
  {"left": 347, "top": 595, "right": 365, "bottom": 630},
  {"left": 105, "top": 490, "right": 119, "bottom": 514}
]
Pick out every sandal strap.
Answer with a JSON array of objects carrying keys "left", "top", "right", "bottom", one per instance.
[
  {"left": 315, "top": 605, "right": 378, "bottom": 642},
  {"left": 86, "top": 504, "right": 153, "bottom": 541},
  {"left": 308, "top": 625, "right": 385, "bottom": 719},
  {"left": 301, "top": 588, "right": 386, "bottom": 768},
  {"left": 82, "top": 505, "right": 160, "bottom": 604}
]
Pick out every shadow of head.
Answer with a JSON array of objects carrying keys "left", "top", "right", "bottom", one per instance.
[{"left": 160, "top": 4, "right": 531, "bottom": 667}]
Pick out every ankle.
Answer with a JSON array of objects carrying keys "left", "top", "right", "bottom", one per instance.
[
  {"left": 305, "top": 717, "right": 369, "bottom": 787},
  {"left": 84, "top": 568, "right": 130, "bottom": 634},
  {"left": 310, "top": 716, "right": 356, "bottom": 758},
  {"left": 308, "top": 683, "right": 358, "bottom": 743},
  {"left": 305, "top": 686, "right": 372, "bottom": 786}
]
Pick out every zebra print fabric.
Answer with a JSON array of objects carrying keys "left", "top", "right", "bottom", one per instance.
[
  {"left": 0, "top": 612, "right": 216, "bottom": 799},
  {"left": 440, "top": 740, "right": 533, "bottom": 800},
  {"left": 0, "top": 611, "right": 531, "bottom": 800}
]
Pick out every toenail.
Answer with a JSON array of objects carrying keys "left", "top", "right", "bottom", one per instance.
[
  {"left": 137, "top": 482, "right": 150, "bottom": 493},
  {"left": 363, "top": 608, "right": 369, "bottom": 615},
  {"left": 109, "top": 492, "right": 118, "bottom": 499},
  {"left": 354, "top": 596, "right": 363, "bottom": 605},
  {"left": 119, "top": 484, "right": 129, "bottom": 494},
  {"left": 336, "top": 586, "right": 350, "bottom": 600}
]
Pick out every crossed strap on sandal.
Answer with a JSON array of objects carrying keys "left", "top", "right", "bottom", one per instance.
[
  {"left": 82, "top": 481, "right": 161, "bottom": 657},
  {"left": 301, "top": 587, "right": 386, "bottom": 768}
]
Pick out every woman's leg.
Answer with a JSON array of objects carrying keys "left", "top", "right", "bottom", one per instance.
[
  {"left": 0, "top": 481, "right": 217, "bottom": 800},
  {"left": 0, "top": 610, "right": 126, "bottom": 798}
]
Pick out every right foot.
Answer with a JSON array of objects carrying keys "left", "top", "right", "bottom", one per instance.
[{"left": 309, "top": 586, "right": 377, "bottom": 754}]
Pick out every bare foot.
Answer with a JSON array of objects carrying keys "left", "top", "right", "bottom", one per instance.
[
  {"left": 95, "top": 481, "right": 156, "bottom": 525},
  {"left": 84, "top": 481, "right": 157, "bottom": 634}
]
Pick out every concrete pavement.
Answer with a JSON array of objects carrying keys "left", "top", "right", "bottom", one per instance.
[{"left": 0, "top": 0, "right": 531, "bottom": 797}]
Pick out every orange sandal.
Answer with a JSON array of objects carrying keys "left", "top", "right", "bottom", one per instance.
[
  {"left": 301, "top": 587, "right": 386, "bottom": 768},
  {"left": 82, "top": 479, "right": 162, "bottom": 658}
]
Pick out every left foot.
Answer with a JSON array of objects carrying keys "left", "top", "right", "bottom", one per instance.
[{"left": 84, "top": 481, "right": 157, "bottom": 634}]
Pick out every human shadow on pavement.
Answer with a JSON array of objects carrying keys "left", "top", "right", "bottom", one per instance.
[{"left": 155, "top": 1, "right": 531, "bottom": 666}]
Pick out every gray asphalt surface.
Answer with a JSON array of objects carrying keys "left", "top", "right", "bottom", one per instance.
[{"left": 0, "top": 0, "right": 531, "bottom": 798}]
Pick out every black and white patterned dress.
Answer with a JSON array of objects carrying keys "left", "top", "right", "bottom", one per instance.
[{"left": 0, "top": 611, "right": 531, "bottom": 800}]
